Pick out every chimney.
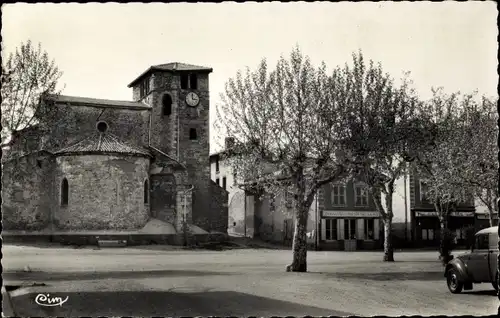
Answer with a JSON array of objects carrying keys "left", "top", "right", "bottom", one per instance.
[{"left": 225, "top": 137, "right": 235, "bottom": 150}]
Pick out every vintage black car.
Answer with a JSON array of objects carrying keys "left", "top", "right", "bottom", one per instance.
[{"left": 445, "top": 226, "right": 499, "bottom": 294}]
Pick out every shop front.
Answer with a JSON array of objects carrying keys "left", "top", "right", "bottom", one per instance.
[
  {"left": 413, "top": 210, "right": 475, "bottom": 247},
  {"left": 320, "top": 210, "right": 382, "bottom": 251}
]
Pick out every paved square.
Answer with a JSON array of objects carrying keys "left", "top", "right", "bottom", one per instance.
[{"left": 2, "top": 245, "right": 497, "bottom": 316}]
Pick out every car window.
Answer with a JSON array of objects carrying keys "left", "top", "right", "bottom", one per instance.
[
  {"left": 474, "top": 234, "right": 489, "bottom": 250},
  {"left": 490, "top": 233, "right": 500, "bottom": 250}
]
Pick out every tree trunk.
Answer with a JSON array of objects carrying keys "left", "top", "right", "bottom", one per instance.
[
  {"left": 490, "top": 196, "right": 498, "bottom": 227},
  {"left": 288, "top": 204, "right": 309, "bottom": 272},
  {"left": 370, "top": 185, "right": 395, "bottom": 262},
  {"left": 438, "top": 211, "right": 452, "bottom": 265},
  {"left": 496, "top": 196, "right": 500, "bottom": 308},
  {"left": 438, "top": 217, "right": 446, "bottom": 256},
  {"left": 382, "top": 217, "right": 394, "bottom": 262},
  {"left": 489, "top": 208, "right": 495, "bottom": 227}
]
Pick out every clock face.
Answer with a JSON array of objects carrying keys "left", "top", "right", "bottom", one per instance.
[{"left": 186, "top": 92, "right": 200, "bottom": 107}]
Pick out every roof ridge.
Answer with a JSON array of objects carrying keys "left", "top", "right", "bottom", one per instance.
[{"left": 45, "top": 94, "right": 152, "bottom": 110}]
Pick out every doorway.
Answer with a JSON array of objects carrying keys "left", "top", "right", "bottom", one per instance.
[{"left": 344, "top": 219, "right": 357, "bottom": 251}]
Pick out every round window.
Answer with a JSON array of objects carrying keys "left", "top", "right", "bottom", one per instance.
[{"left": 96, "top": 121, "right": 108, "bottom": 133}]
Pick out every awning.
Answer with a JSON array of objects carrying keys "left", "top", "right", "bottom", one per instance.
[{"left": 415, "top": 211, "right": 475, "bottom": 217}]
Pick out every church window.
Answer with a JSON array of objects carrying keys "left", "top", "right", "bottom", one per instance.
[
  {"left": 144, "top": 179, "right": 149, "bottom": 204},
  {"left": 180, "top": 74, "right": 189, "bottom": 89},
  {"left": 97, "top": 121, "right": 108, "bottom": 133},
  {"left": 222, "top": 177, "right": 227, "bottom": 190},
  {"left": 189, "top": 128, "right": 197, "bottom": 140},
  {"left": 189, "top": 74, "right": 198, "bottom": 89},
  {"left": 61, "top": 178, "right": 69, "bottom": 206},
  {"left": 162, "top": 94, "right": 172, "bottom": 116}
]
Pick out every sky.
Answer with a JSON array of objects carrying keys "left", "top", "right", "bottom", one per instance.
[{"left": 3, "top": 2, "right": 498, "bottom": 153}]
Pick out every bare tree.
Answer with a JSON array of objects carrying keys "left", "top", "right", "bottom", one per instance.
[
  {"left": 412, "top": 89, "right": 483, "bottom": 263},
  {"left": 338, "top": 52, "right": 423, "bottom": 262},
  {"left": 452, "top": 95, "right": 498, "bottom": 227},
  {"left": 1, "top": 40, "right": 63, "bottom": 148},
  {"left": 215, "top": 47, "right": 351, "bottom": 272}
]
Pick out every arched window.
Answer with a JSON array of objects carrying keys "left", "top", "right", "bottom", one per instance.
[
  {"left": 144, "top": 179, "right": 149, "bottom": 204},
  {"left": 162, "top": 94, "right": 172, "bottom": 116},
  {"left": 61, "top": 178, "right": 69, "bottom": 206},
  {"left": 189, "top": 128, "right": 197, "bottom": 140}
]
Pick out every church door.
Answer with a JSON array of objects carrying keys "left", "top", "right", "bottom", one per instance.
[{"left": 150, "top": 174, "right": 177, "bottom": 224}]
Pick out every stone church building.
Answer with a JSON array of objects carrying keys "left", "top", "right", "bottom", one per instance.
[{"left": 2, "top": 62, "right": 228, "bottom": 235}]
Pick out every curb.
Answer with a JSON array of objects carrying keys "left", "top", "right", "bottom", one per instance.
[{"left": 1, "top": 286, "right": 16, "bottom": 317}]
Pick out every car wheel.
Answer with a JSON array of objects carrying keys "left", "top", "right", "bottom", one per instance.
[
  {"left": 447, "top": 268, "right": 464, "bottom": 294},
  {"left": 493, "top": 272, "right": 499, "bottom": 292}
]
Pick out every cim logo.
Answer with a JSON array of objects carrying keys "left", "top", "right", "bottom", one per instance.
[{"left": 35, "top": 293, "right": 69, "bottom": 307}]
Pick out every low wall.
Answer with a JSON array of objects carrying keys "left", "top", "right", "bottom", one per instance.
[{"left": 2, "top": 233, "right": 228, "bottom": 246}]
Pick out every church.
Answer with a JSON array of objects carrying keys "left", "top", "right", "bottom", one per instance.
[{"left": 2, "top": 62, "right": 228, "bottom": 238}]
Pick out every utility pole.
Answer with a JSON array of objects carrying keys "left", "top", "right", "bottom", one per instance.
[
  {"left": 315, "top": 193, "right": 319, "bottom": 251},
  {"left": 244, "top": 191, "right": 247, "bottom": 238},
  {"left": 183, "top": 191, "right": 188, "bottom": 247},
  {"left": 404, "top": 164, "right": 408, "bottom": 242}
]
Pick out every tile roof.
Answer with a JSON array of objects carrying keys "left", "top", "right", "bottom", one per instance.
[
  {"left": 127, "top": 62, "right": 213, "bottom": 87},
  {"left": 153, "top": 62, "right": 213, "bottom": 72},
  {"left": 46, "top": 94, "right": 151, "bottom": 110},
  {"left": 54, "top": 132, "right": 151, "bottom": 157}
]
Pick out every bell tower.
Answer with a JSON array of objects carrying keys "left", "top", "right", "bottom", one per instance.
[
  {"left": 128, "top": 62, "right": 212, "bottom": 163},
  {"left": 128, "top": 62, "right": 213, "bottom": 228}
]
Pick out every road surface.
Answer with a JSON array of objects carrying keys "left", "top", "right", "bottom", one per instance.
[{"left": 2, "top": 244, "right": 497, "bottom": 316}]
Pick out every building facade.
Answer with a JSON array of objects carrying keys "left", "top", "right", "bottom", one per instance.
[
  {"left": 317, "top": 180, "right": 382, "bottom": 251},
  {"left": 209, "top": 140, "right": 383, "bottom": 250},
  {"left": 2, "top": 62, "right": 228, "bottom": 234},
  {"left": 209, "top": 138, "right": 244, "bottom": 236},
  {"left": 408, "top": 167, "right": 476, "bottom": 247}
]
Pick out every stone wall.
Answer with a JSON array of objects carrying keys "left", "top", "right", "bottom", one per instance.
[
  {"left": 149, "top": 149, "right": 193, "bottom": 232},
  {"left": 228, "top": 190, "right": 246, "bottom": 235},
  {"left": 150, "top": 174, "right": 177, "bottom": 223},
  {"left": 2, "top": 153, "right": 54, "bottom": 230},
  {"left": 191, "top": 180, "right": 228, "bottom": 233},
  {"left": 149, "top": 72, "right": 177, "bottom": 158},
  {"left": 53, "top": 154, "right": 150, "bottom": 230},
  {"left": 6, "top": 126, "right": 46, "bottom": 158},
  {"left": 40, "top": 104, "right": 150, "bottom": 151},
  {"left": 253, "top": 191, "right": 315, "bottom": 244},
  {"left": 174, "top": 185, "right": 193, "bottom": 232},
  {"left": 143, "top": 70, "right": 212, "bottom": 231}
]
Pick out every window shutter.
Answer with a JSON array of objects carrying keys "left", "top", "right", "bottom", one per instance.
[
  {"left": 374, "top": 219, "right": 380, "bottom": 240},
  {"left": 338, "top": 218, "right": 344, "bottom": 240},
  {"left": 357, "top": 219, "right": 365, "bottom": 240},
  {"left": 321, "top": 219, "right": 326, "bottom": 241}
]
